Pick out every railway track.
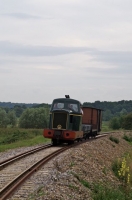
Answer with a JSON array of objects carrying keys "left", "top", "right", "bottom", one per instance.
[
  {"left": 0, "top": 144, "right": 52, "bottom": 169},
  {"left": 0, "top": 133, "right": 110, "bottom": 200},
  {"left": 0, "top": 144, "right": 72, "bottom": 200}
]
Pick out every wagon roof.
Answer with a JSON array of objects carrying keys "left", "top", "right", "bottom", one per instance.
[{"left": 82, "top": 106, "right": 103, "bottom": 111}]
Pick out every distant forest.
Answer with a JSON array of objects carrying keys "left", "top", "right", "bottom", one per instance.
[
  {"left": 0, "top": 102, "right": 39, "bottom": 109},
  {"left": 0, "top": 100, "right": 132, "bottom": 121}
]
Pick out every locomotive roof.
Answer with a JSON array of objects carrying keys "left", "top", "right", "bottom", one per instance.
[
  {"left": 52, "top": 98, "right": 103, "bottom": 110},
  {"left": 53, "top": 98, "right": 82, "bottom": 105}
]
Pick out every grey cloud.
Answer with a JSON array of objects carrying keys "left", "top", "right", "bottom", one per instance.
[
  {"left": 91, "top": 51, "right": 132, "bottom": 66},
  {"left": 83, "top": 50, "right": 132, "bottom": 74},
  {"left": 0, "top": 41, "right": 132, "bottom": 71},
  {"left": 0, "top": 68, "right": 11, "bottom": 73},
  {"left": 83, "top": 49, "right": 132, "bottom": 77},
  {"left": 0, "top": 41, "right": 93, "bottom": 56},
  {"left": 1, "top": 13, "right": 42, "bottom": 20}
]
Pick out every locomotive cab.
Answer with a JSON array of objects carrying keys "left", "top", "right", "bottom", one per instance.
[
  {"left": 43, "top": 96, "right": 83, "bottom": 145},
  {"left": 50, "top": 99, "right": 82, "bottom": 131}
]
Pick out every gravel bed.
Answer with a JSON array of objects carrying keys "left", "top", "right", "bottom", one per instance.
[
  {"left": 0, "top": 144, "right": 44, "bottom": 162},
  {"left": 10, "top": 131, "right": 132, "bottom": 200},
  {"left": 1, "top": 131, "right": 132, "bottom": 200}
]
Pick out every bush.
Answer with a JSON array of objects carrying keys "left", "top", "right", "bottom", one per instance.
[
  {"left": 0, "top": 108, "right": 9, "bottom": 128},
  {"left": 122, "top": 113, "right": 132, "bottom": 130},
  {"left": 109, "top": 117, "right": 121, "bottom": 130},
  {"left": 112, "top": 154, "right": 132, "bottom": 189},
  {"left": 92, "top": 183, "right": 127, "bottom": 200},
  {"left": 123, "top": 133, "right": 132, "bottom": 143},
  {"left": 109, "top": 136, "right": 119, "bottom": 144},
  {"left": 112, "top": 159, "right": 122, "bottom": 177},
  {"left": 19, "top": 107, "right": 49, "bottom": 129}
]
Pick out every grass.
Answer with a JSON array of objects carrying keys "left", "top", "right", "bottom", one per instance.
[
  {"left": 112, "top": 159, "right": 122, "bottom": 177},
  {"left": 102, "top": 166, "right": 108, "bottom": 175},
  {"left": 101, "top": 121, "right": 124, "bottom": 132},
  {"left": 101, "top": 121, "right": 112, "bottom": 132},
  {"left": 73, "top": 174, "right": 130, "bottom": 199},
  {"left": 123, "top": 133, "right": 132, "bottom": 143},
  {"left": 80, "top": 179, "right": 90, "bottom": 188},
  {"left": 79, "top": 178, "right": 132, "bottom": 200},
  {"left": 28, "top": 186, "right": 46, "bottom": 200},
  {"left": 69, "top": 161, "right": 75, "bottom": 167},
  {"left": 0, "top": 128, "right": 50, "bottom": 152},
  {"left": 109, "top": 135, "right": 119, "bottom": 144},
  {"left": 68, "top": 184, "right": 79, "bottom": 190},
  {"left": 92, "top": 183, "right": 132, "bottom": 200}
]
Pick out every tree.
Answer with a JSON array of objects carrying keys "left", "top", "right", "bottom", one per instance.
[
  {"left": 0, "top": 108, "right": 8, "bottom": 128},
  {"left": 120, "top": 108, "right": 127, "bottom": 115},
  {"left": 122, "top": 113, "right": 132, "bottom": 130},
  {"left": 118, "top": 115, "right": 125, "bottom": 126},
  {"left": 109, "top": 117, "right": 121, "bottom": 130},
  {"left": 103, "top": 109, "right": 113, "bottom": 121},
  {"left": 14, "top": 105, "right": 25, "bottom": 118},
  {"left": 19, "top": 108, "right": 33, "bottom": 128},
  {"left": 19, "top": 107, "right": 49, "bottom": 128},
  {"left": 7, "top": 111, "right": 17, "bottom": 127}
]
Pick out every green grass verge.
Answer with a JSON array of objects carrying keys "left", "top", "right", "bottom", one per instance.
[
  {"left": 0, "top": 128, "right": 50, "bottom": 152},
  {"left": 109, "top": 135, "right": 119, "bottom": 144},
  {"left": 101, "top": 121, "right": 113, "bottom": 132},
  {"left": 123, "top": 133, "right": 132, "bottom": 143},
  {"left": 92, "top": 183, "right": 132, "bottom": 200},
  {"left": 72, "top": 170, "right": 132, "bottom": 200},
  {"left": 101, "top": 121, "right": 124, "bottom": 132}
]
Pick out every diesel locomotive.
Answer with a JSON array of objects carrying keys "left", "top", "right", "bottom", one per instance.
[{"left": 43, "top": 95, "right": 102, "bottom": 145}]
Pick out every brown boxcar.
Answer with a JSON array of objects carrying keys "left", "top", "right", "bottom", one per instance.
[{"left": 82, "top": 107, "right": 102, "bottom": 138}]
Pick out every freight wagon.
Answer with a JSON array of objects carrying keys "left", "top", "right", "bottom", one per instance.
[{"left": 43, "top": 96, "right": 102, "bottom": 145}]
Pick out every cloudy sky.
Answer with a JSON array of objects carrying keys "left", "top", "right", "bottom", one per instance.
[{"left": 0, "top": 0, "right": 132, "bottom": 104}]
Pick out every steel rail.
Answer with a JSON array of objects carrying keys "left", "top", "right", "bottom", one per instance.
[
  {"left": 0, "top": 144, "right": 52, "bottom": 169},
  {"left": 0, "top": 132, "right": 112, "bottom": 169},
  {"left": 0, "top": 146, "right": 70, "bottom": 200}
]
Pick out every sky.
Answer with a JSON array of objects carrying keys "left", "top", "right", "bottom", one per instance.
[{"left": 0, "top": 0, "right": 132, "bottom": 104}]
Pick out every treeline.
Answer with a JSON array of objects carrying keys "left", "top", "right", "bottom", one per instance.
[
  {"left": 0, "top": 107, "right": 49, "bottom": 128},
  {"left": 0, "top": 100, "right": 132, "bottom": 129},
  {"left": 1, "top": 100, "right": 132, "bottom": 121},
  {"left": 1, "top": 104, "right": 50, "bottom": 118},
  {"left": 0, "top": 102, "right": 39, "bottom": 109}
]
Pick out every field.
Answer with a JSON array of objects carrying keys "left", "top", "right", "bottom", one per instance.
[
  {"left": 0, "top": 128, "right": 50, "bottom": 152},
  {"left": 101, "top": 121, "right": 113, "bottom": 132},
  {"left": 0, "top": 122, "right": 119, "bottom": 152}
]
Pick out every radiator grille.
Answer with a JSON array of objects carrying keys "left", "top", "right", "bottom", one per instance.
[{"left": 53, "top": 113, "right": 67, "bottom": 129}]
